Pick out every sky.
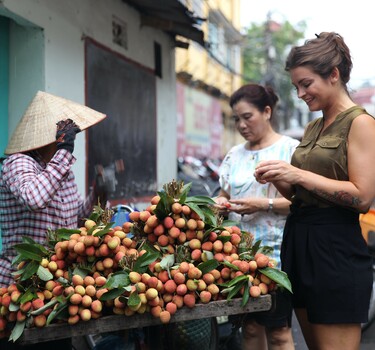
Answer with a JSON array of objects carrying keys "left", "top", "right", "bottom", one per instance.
[{"left": 240, "top": 0, "right": 375, "bottom": 89}]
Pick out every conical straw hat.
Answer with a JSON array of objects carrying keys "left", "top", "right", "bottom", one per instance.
[{"left": 5, "top": 91, "right": 107, "bottom": 155}]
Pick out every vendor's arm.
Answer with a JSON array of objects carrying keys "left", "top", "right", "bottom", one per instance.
[{"left": 3, "top": 149, "right": 75, "bottom": 211}]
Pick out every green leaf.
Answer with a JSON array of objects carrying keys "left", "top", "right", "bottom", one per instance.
[
  {"left": 160, "top": 254, "right": 174, "bottom": 270},
  {"left": 92, "top": 222, "right": 114, "bottom": 237},
  {"left": 251, "top": 239, "right": 263, "bottom": 256},
  {"left": 105, "top": 271, "right": 130, "bottom": 289},
  {"left": 153, "top": 191, "right": 173, "bottom": 219},
  {"left": 30, "top": 298, "right": 59, "bottom": 316},
  {"left": 55, "top": 229, "right": 81, "bottom": 241},
  {"left": 217, "top": 235, "right": 231, "bottom": 243},
  {"left": 119, "top": 295, "right": 128, "bottom": 304},
  {"left": 55, "top": 228, "right": 81, "bottom": 240},
  {"left": 46, "top": 300, "right": 68, "bottom": 326},
  {"left": 11, "top": 254, "right": 25, "bottom": 268},
  {"left": 99, "top": 288, "right": 125, "bottom": 301},
  {"left": 237, "top": 241, "right": 250, "bottom": 256},
  {"left": 221, "top": 260, "right": 239, "bottom": 271},
  {"left": 8, "top": 302, "right": 20, "bottom": 312},
  {"left": 88, "top": 211, "right": 101, "bottom": 222},
  {"left": 20, "top": 260, "right": 40, "bottom": 281},
  {"left": 198, "top": 206, "right": 217, "bottom": 226},
  {"left": 56, "top": 277, "right": 70, "bottom": 286},
  {"left": 13, "top": 244, "right": 45, "bottom": 261},
  {"left": 241, "top": 286, "right": 250, "bottom": 306},
  {"left": 185, "top": 195, "right": 215, "bottom": 205},
  {"left": 29, "top": 243, "right": 49, "bottom": 255},
  {"left": 21, "top": 236, "right": 37, "bottom": 244},
  {"left": 185, "top": 202, "right": 205, "bottom": 221},
  {"left": 133, "top": 251, "right": 160, "bottom": 273},
  {"left": 128, "top": 292, "right": 141, "bottom": 307},
  {"left": 227, "top": 279, "right": 247, "bottom": 300},
  {"left": 258, "top": 246, "right": 274, "bottom": 256},
  {"left": 259, "top": 267, "right": 293, "bottom": 294},
  {"left": 37, "top": 265, "right": 53, "bottom": 281},
  {"left": 179, "top": 183, "right": 192, "bottom": 203},
  {"left": 202, "top": 250, "right": 214, "bottom": 261},
  {"left": 218, "top": 274, "right": 248, "bottom": 288},
  {"left": 141, "top": 241, "right": 161, "bottom": 254},
  {"left": 72, "top": 266, "right": 91, "bottom": 278},
  {"left": 197, "top": 259, "right": 219, "bottom": 274},
  {"left": 56, "top": 228, "right": 81, "bottom": 235},
  {"left": 18, "top": 287, "right": 35, "bottom": 304},
  {"left": 9, "top": 320, "right": 26, "bottom": 342}
]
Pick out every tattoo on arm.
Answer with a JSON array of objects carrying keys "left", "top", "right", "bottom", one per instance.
[{"left": 311, "top": 189, "right": 361, "bottom": 207}]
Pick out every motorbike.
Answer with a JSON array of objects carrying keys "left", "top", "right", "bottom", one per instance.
[{"left": 177, "top": 156, "right": 221, "bottom": 198}]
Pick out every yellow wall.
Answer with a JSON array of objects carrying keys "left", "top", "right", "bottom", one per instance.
[
  {"left": 176, "top": 0, "right": 243, "bottom": 157},
  {"left": 210, "top": 0, "right": 242, "bottom": 30},
  {"left": 176, "top": 0, "right": 242, "bottom": 98}
]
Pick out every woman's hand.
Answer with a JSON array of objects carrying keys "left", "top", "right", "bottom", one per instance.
[
  {"left": 214, "top": 196, "right": 231, "bottom": 214},
  {"left": 254, "top": 160, "right": 300, "bottom": 185},
  {"left": 228, "top": 198, "right": 264, "bottom": 215},
  {"left": 254, "top": 160, "right": 300, "bottom": 200}
]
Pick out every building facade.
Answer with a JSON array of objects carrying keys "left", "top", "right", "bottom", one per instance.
[
  {"left": 175, "top": 0, "right": 244, "bottom": 159},
  {"left": 0, "top": 0, "right": 205, "bottom": 206}
]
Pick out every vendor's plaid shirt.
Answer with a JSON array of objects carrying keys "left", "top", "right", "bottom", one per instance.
[{"left": 0, "top": 149, "right": 94, "bottom": 287}]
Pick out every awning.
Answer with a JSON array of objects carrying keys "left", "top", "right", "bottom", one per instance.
[{"left": 122, "top": 0, "right": 205, "bottom": 47}]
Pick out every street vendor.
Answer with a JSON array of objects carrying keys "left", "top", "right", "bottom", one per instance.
[
  {"left": 0, "top": 91, "right": 107, "bottom": 349},
  {"left": 0, "top": 90, "right": 107, "bottom": 288}
]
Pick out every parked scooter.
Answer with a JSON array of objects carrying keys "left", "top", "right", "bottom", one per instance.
[{"left": 177, "top": 156, "right": 221, "bottom": 198}]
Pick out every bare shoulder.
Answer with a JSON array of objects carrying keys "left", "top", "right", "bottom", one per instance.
[
  {"left": 349, "top": 113, "right": 375, "bottom": 144},
  {"left": 351, "top": 113, "right": 375, "bottom": 132}
]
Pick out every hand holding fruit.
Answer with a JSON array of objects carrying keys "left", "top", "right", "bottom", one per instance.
[
  {"left": 228, "top": 197, "right": 266, "bottom": 215},
  {"left": 214, "top": 196, "right": 231, "bottom": 213},
  {"left": 254, "top": 160, "right": 300, "bottom": 185}
]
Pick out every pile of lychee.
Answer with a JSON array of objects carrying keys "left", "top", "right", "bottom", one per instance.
[{"left": 0, "top": 189, "right": 282, "bottom": 341}]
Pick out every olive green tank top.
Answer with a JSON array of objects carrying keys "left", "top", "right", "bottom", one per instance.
[{"left": 291, "top": 106, "right": 373, "bottom": 209}]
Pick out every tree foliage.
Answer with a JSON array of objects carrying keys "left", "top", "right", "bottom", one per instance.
[{"left": 242, "top": 17, "right": 306, "bottom": 130}]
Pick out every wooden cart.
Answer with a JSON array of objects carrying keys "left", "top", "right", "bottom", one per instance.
[{"left": 18, "top": 295, "right": 272, "bottom": 345}]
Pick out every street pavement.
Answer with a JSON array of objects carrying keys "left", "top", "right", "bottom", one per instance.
[
  {"left": 360, "top": 319, "right": 375, "bottom": 350},
  {"left": 292, "top": 312, "right": 375, "bottom": 349}
]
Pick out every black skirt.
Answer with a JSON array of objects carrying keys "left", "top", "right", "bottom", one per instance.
[{"left": 281, "top": 205, "right": 372, "bottom": 324}]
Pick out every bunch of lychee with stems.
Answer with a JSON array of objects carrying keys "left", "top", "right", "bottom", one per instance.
[{"left": 0, "top": 180, "right": 291, "bottom": 342}]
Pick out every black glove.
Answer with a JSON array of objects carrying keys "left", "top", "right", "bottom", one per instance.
[{"left": 56, "top": 119, "right": 81, "bottom": 153}]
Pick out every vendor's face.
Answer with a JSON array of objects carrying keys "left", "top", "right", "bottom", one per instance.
[
  {"left": 38, "top": 143, "right": 58, "bottom": 162},
  {"left": 232, "top": 100, "right": 271, "bottom": 143}
]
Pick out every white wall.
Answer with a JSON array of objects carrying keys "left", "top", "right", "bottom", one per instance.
[{"left": 1, "top": 0, "right": 177, "bottom": 197}]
